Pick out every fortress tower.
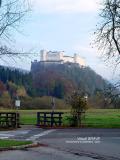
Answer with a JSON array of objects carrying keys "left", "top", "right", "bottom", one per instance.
[
  {"left": 74, "top": 53, "right": 85, "bottom": 66},
  {"left": 40, "top": 50, "right": 47, "bottom": 61}
]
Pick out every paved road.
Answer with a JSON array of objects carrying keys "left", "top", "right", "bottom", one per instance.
[{"left": 0, "top": 127, "right": 120, "bottom": 160}]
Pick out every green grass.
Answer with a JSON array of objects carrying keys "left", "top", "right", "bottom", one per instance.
[
  {"left": 84, "top": 109, "right": 120, "bottom": 128},
  {"left": 19, "top": 109, "right": 67, "bottom": 125},
  {"left": 63, "top": 109, "right": 120, "bottom": 128},
  {"left": 0, "top": 109, "right": 120, "bottom": 128},
  {"left": 0, "top": 139, "right": 32, "bottom": 148}
]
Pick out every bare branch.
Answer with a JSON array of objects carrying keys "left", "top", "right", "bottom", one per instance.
[
  {"left": 0, "top": 0, "right": 30, "bottom": 62},
  {"left": 0, "top": 0, "right": 30, "bottom": 39},
  {"left": 95, "top": 0, "right": 120, "bottom": 65}
]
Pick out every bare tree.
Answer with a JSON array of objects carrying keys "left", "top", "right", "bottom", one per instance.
[
  {"left": 95, "top": 0, "right": 120, "bottom": 64},
  {"left": 94, "top": 0, "right": 120, "bottom": 107},
  {"left": 0, "top": 0, "right": 29, "bottom": 57}
]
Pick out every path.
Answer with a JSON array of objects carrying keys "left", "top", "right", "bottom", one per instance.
[{"left": 0, "top": 127, "right": 120, "bottom": 160}]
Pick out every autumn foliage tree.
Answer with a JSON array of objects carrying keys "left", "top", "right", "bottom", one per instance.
[{"left": 0, "top": 91, "right": 12, "bottom": 108}]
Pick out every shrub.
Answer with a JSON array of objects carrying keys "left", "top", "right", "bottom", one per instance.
[
  {"left": 63, "top": 114, "right": 76, "bottom": 126},
  {"left": 67, "top": 91, "right": 88, "bottom": 127}
]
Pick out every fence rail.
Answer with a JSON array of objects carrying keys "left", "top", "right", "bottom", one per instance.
[
  {"left": 37, "top": 112, "right": 64, "bottom": 127},
  {"left": 0, "top": 112, "right": 20, "bottom": 129}
]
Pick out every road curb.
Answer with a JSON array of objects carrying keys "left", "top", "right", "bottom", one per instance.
[{"left": 0, "top": 142, "right": 44, "bottom": 151}]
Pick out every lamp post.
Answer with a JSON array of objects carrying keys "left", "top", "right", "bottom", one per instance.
[{"left": 51, "top": 96, "right": 55, "bottom": 112}]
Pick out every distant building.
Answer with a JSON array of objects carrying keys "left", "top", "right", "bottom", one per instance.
[
  {"left": 31, "top": 50, "right": 86, "bottom": 72},
  {"left": 40, "top": 50, "right": 86, "bottom": 66}
]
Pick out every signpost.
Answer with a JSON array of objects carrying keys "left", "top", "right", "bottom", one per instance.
[
  {"left": 15, "top": 99, "right": 20, "bottom": 128},
  {"left": 15, "top": 100, "right": 21, "bottom": 109}
]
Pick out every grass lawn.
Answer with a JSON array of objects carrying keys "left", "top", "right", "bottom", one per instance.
[
  {"left": 84, "top": 109, "right": 120, "bottom": 128},
  {"left": 0, "top": 139, "right": 32, "bottom": 148},
  {"left": 0, "top": 109, "right": 120, "bottom": 128},
  {"left": 19, "top": 109, "right": 67, "bottom": 125}
]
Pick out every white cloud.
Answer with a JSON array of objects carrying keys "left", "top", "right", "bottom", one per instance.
[{"left": 31, "top": 0, "right": 100, "bottom": 14}]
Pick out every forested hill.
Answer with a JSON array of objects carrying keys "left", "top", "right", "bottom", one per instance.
[
  {"left": 0, "top": 64, "right": 119, "bottom": 109},
  {"left": 0, "top": 65, "right": 33, "bottom": 97},
  {"left": 0, "top": 64, "right": 109, "bottom": 99},
  {"left": 31, "top": 62, "right": 108, "bottom": 98},
  {"left": 0, "top": 66, "right": 31, "bottom": 86}
]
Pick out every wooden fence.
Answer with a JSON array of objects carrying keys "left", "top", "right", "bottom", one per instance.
[
  {"left": 37, "top": 112, "right": 64, "bottom": 127},
  {"left": 0, "top": 112, "right": 20, "bottom": 129}
]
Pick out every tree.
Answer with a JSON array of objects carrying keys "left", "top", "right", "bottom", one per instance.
[
  {"left": 53, "top": 82, "right": 64, "bottom": 99},
  {"left": 7, "top": 81, "right": 17, "bottom": 98},
  {"left": 103, "top": 83, "right": 120, "bottom": 108},
  {"left": 0, "top": 80, "right": 6, "bottom": 95},
  {"left": 0, "top": 0, "right": 29, "bottom": 58},
  {"left": 95, "top": 0, "right": 120, "bottom": 64},
  {"left": 0, "top": 91, "right": 12, "bottom": 108},
  {"left": 17, "top": 86, "right": 27, "bottom": 98},
  {"left": 68, "top": 91, "right": 88, "bottom": 127},
  {"left": 95, "top": 0, "right": 120, "bottom": 98}
]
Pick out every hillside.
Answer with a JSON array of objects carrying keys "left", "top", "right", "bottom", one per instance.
[
  {"left": 0, "top": 65, "right": 71, "bottom": 109},
  {"left": 0, "top": 65, "right": 32, "bottom": 97},
  {"left": 0, "top": 64, "right": 109, "bottom": 98},
  {"left": 0, "top": 64, "right": 119, "bottom": 109},
  {"left": 31, "top": 62, "right": 108, "bottom": 98}
]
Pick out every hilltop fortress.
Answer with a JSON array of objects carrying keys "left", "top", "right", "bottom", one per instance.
[
  {"left": 32, "top": 50, "right": 86, "bottom": 66},
  {"left": 40, "top": 50, "right": 85, "bottom": 66},
  {"left": 31, "top": 50, "right": 86, "bottom": 73}
]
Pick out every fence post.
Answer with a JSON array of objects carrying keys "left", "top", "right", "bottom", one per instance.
[
  {"left": 17, "top": 113, "right": 20, "bottom": 128},
  {"left": 44, "top": 113, "right": 46, "bottom": 127},
  {"left": 59, "top": 113, "right": 62, "bottom": 126},
  {"left": 37, "top": 112, "right": 40, "bottom": 126},
  {"left": 50, "top": 112, "right": 53, "bottom": 127},
  {"left": 6, "top": 113, "right": 9, "bottom": 128}
]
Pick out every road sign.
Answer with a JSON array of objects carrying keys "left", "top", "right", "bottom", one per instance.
[{"left": 15, "top": 100, "right": 20, "bottom": 108}]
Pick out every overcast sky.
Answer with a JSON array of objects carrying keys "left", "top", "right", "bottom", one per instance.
[{"left": 1, "top": 0, "right": 118, "bottom": 81}]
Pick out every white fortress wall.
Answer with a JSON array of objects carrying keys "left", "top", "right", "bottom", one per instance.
[
  {"left": 77, "top": 56, "right": 85, "bottom": 66},
  {"left": 59, "top": 51, "right": 64, "bottom": 60},
  {"left": 40, "top": 50, "right": 86, "bottom": 66},
  {"left": 47, "top": 51, "right": 60, "bottom": 61},
  {"left": 74, "top": 53, "right": 85, "bottom": 66},
  {"left": 62, "top": 56, "right": 74, "bottom": 63}
]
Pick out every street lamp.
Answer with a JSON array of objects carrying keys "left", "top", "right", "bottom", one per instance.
[{"left": 51, "top": 96, "right": 55, "bottom": 112}]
